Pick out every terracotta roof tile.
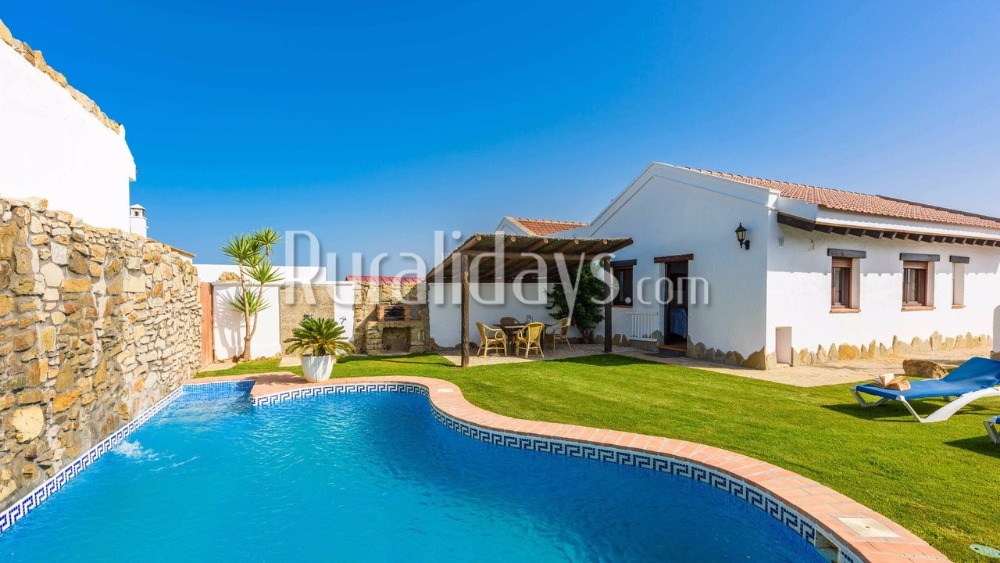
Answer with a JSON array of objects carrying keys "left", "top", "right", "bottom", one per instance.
[
  {"left": 687, "top": 168, "right": 1000, "bottom": 231},
  {"left": 510, "top": 217, "right": 588, "bottom": 236}
]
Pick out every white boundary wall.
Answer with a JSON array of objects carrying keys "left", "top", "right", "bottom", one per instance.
[
  {"left": 211, "top": 281, "right": 356, "bottom": 360},
  {"left": 213, "top": 284, "right": 283, "bottom": 359}
]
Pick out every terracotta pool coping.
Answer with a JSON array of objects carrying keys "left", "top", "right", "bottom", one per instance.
[{"left": 186, "top": 372, "right": 947, "bottom": 562}]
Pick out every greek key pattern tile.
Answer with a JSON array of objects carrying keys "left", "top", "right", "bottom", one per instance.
[
  {"left": 428, "top": 405, "right": 857, "bottom": 561},
  {"left": 182, "top": 379, "right": 255, "bottom": 399},
  {"left": 252, "top": 382, "right": 428, "bottom": 407},
  {"left": 0, "top": 387, "right": 184, "bottom": 535}
]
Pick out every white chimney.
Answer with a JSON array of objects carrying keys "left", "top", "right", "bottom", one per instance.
[{"left": 129, "top": 204, "right": 147, "bottom": 237}]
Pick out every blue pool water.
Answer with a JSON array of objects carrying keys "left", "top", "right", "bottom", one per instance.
[{"left": 0, "top": 390, "right": 825, "bottom": 561}]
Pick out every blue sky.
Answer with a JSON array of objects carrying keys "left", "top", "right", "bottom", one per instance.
[{"left": 4, "top": 2, "right": 1000, "bottom": 276}]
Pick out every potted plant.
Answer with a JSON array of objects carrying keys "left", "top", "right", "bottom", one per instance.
[{"left": 283, "top": 316, "right": 355, "bottom": 382}]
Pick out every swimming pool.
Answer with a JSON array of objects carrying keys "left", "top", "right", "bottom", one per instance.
[{"left": 0, "top": 383, "right": 828, "bottom": 561}]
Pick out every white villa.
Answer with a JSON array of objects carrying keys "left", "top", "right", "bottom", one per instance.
[
  {"left": 486, "top": 163, "right": 1000, "bottom": 368},
  {"left": 0, "top": 20, "right": 141, "bottom": 234}
]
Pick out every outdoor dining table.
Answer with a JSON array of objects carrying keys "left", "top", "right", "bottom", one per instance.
[
  {"left": 498, "top": 322, "right": 550, "bottom": 348},
  {"left": 499, "top": 324, "right": 525, "bottom": 345}
]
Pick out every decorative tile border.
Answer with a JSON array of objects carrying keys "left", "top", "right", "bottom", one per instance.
[
  {"left": 251, "top": 382, "right": 427, "bottom": 407},
  {"left": 0, "top": 387, "right": 184, "bottom": 534},
  {"left": 249, "top": 376, "right": 947, "bottom": 562},
  {"left": 182, "top": 379, "right": 255, "bottom": 400}
]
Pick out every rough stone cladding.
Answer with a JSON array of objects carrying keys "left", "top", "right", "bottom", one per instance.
[
  {"left": 0, "top": 198, "right": 201, "bottom": 510},
  {"left": 685, "top": 332, "right": 992, "bottom": 370},
  {"left": 352, "top": 281, "right": 429, "bottom": 354}
]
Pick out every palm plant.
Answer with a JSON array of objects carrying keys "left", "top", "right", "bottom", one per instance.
[
  {"left": 284, "top": 316, "right": 355, "bottom": 357},
  {"left": 222, "top": 228, "right": 284, "bottom": 361}
]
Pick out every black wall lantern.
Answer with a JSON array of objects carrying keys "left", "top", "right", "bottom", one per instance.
[{"left": 735, "top": 223, "right": 750, "bottom": 250}]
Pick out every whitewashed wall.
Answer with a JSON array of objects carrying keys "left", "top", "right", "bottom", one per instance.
[
  {"left": 766, "top": 226, "right": 1000, "bottom": 354},
  {"left": 571, "top": 165, "right": 773, "bottom": 358},
  {"left": 211, "top": 281, "right": 356, "bottom": 360},
  {"left": 330, "top": 282, "right": 357, "bottom": 342},
  {"left": 442, "top": 162, "right": 1000, "bottom": 365},
  {"left": 213, "top": 283, "right": 282, "bottom": 359},
  {"left": 0, "top": 40, "right": 136, "bottom": 231},
  {"left": 429, "top": 282, "right": 580, "bottom": 347},
  {"left": 994, "top": 306, "right": 1000, "bottom": 356}
]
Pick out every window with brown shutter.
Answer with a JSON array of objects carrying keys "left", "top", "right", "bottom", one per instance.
[
  {"left": 902, "top": 261, "right": 929, "bottom": 306},
  {"left": 831, "top": 257, "right": 853, "bottom": 309},
  {"left": 612, "top": 266, "right": 633, "bottom": 307}
]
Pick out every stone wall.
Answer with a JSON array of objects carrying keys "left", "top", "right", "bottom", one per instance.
[
  {"left": 790, "top": 332, "right": 992, "bottom": 367},
  {"left": 278, "top": 285, "right": 337, "bottom": 348},
  {"left": 0, "top": 198, "right": 201, "bottom": 510},
  {"left": 686, "top": 331, "right": 993, "bottom": 370}
]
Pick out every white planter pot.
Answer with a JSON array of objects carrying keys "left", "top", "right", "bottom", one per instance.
[{"left": 301, "top": 355, "right": 336, "bottom": 383}]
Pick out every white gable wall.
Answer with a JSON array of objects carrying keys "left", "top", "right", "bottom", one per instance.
[
  {"left": 495, "top": 217, "right": 529, "bottom": 235},
  {"left": 0, "top": 40, "right": 136, "bottom": 231},
  {"left": 581, "top": 164, "right": 774, "bottom": 358}
]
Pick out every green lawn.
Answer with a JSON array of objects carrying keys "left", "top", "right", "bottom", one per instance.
[{"left": 196, "top": 353, "right": 1000, "bottom": 561}]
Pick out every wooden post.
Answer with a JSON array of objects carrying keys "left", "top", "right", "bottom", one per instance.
[
  {"left": 604, "top": 259, "right": 613, "bottom": 353},
  {"left": 461, "top": 254, "right": 470, "bottom": 367}
]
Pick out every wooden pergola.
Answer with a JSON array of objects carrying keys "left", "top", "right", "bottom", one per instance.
[{"left": 427, "top": 233, "right": 634, "bottom": 367}]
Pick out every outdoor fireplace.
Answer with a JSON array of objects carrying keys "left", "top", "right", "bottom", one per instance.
[
  {"left": 353, "top": 278, "right": 429, "bottom": 356},
  {"left": 366, "top": 303, "right": 425, "bottom": 355},
  {"left": 381, "top": 327, "right": 411, "bottom": 352},
  {"left": 377, "top": 305, "right": 410, "bottom": 322}
]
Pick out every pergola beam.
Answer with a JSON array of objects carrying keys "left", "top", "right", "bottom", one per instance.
[
  {"left": 460, "top": 254, "right": 470, "bottom": 368},
  {"left": 603, "top": 260, "right": 612, "bottom": 353}
]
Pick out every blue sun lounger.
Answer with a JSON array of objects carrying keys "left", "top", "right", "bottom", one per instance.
[
  {"left": 852, "top": 357, "right": 1000, "bottom": 423},
  {"left": 986, "top": 416, "right": 1000, "bottom": 444}
]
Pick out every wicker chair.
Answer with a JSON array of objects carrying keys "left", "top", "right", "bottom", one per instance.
[
  {"left": 499, "top": 317, "right": 521, "bottom": 326},
  {"left": 476, "top": 322, "right": 508, "bottom": 357},
  {"left": 545, "top": 317, "right": 572, "bottom": 351},
  {"left": 514, "top": 322, "right": 545, "bottom": 358}
]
